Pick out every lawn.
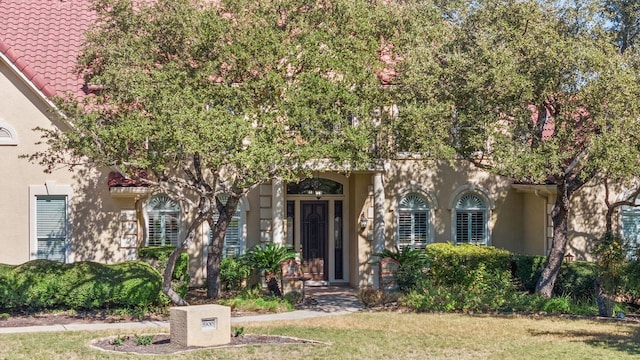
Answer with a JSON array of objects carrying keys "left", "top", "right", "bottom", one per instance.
[{"left": 0, "top": 312, "right": 638, "bottom": 359}]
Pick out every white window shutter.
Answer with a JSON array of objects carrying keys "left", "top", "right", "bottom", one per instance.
[{"left": 36, "top": 196, "right": 67, "bottom": 262}]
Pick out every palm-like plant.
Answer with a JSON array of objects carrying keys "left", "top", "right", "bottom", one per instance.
[
  {"left": 244, "top": 243, "right": 296, "bottom": 297},
  {"left": 375, "top": 246, "right": 429, "bottom": 293}
]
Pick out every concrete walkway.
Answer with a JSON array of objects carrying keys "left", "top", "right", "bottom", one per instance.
[{"left": 0, "top": 286, "right": 363, "bottom": 334}]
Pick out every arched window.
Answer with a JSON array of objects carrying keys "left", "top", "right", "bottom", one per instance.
[
  {"left": 454, "top": 193, "right": 488, "bottom": 245},
  {"left": 0, "top": 120, "right": 18, "bottom": 145},
  {"left": 145, "top": 194, "right": 180, "bottom": 246},
  {"left": 397, "top": 193, "right": 430, "bottom": 249}
]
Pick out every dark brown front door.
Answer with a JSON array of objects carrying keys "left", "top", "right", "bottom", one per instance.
[{"left": 301, "top": 201, "right": 328, "bottom": 281}]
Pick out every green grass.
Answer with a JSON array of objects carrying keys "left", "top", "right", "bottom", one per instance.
[{"left": 0, "top": 312, "right": 638, "bottom": 359}]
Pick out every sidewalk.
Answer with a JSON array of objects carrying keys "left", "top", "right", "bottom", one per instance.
[{"left": 0, "top": 286, "right": 363, "bottom": 334}]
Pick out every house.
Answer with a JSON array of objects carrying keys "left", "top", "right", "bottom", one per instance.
[{"left": 1, "top": 0, "right": 634, "bottom": 290}]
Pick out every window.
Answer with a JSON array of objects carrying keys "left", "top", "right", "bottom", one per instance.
[
  {"left": 454, "top": 193, "right": 488, "bottom": 245},
  {"left": 620, "top": 204, "right": 640, "bottom": 256},
  {"left": 35, "top": 195, "right": 68, "bottom": 262},
  {"left": 397, "top": 193, "right": 430, "bottom": 249},
  {"left": 0, "top": 120, "right": 18, "bottom": 145},
  {"left": 145, "top": 194, "right": 180, "bottom": 246},
  {"left": 209, "top": 201, "right": 245, "bottom": 258}
]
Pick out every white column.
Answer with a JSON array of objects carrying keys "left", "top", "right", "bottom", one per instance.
[
  {"left": 372, "top": 172, "right": 386, "bottom": 289},
  {"left": 272, "top": 178, "right": 284, "bottom": 245}
]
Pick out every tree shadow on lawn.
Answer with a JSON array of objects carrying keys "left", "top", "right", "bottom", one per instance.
[
  {"left": 528, "top": 325, "right": 640, "bottom": 356},
  {"left": 464, "top": 313, "right": 640, "bottom": 356}
]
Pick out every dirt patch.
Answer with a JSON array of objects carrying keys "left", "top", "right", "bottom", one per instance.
[{"left": 91, "top": 333, "right": 326, "bottom": 354}]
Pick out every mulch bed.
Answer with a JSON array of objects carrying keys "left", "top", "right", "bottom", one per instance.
[{"left": 91, "top": 333, "right": 326, "bottom": 355}]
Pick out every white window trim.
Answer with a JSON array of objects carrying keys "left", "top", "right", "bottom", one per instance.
[
  {"left": 29, "top": 181, "right": 73, "bottom": 262},
  {"left": 449, "top": 183, "right": 494, "bottom": 246},
  {"left": 0, "top": 119, "right": 18, "bottom": 145},
  {"left": 143, "top": 193, "right": 182, "bottom": 247},
  {"left": 204, "top": 196, "right": 250, "bottom": 258},
  {"left": 619, "top": 203, "right": 640, "bottom": 254},
  {"left": 394, "top": 185, "right": 437, "bottom": 250}
]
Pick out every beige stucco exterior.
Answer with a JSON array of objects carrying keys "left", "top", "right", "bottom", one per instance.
[{"left": 0, "top": 53, "right": 629, "bottom": 290}]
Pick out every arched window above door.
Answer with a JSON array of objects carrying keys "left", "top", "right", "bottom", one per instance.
[{"left": 286, "top": 178, "right": 343, "bottom": 195}]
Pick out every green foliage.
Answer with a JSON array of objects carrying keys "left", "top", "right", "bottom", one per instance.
[
  {"left": 621, "top": 260, "right": 640, "bottom": 299},
  {"left": 218, "top": 293, "right": 293, "bottom": 313},
  {"left": 138, "top": 246, "right": 189, "bottom": 298},
  {"left": 593, "top": 233, "right": 629, "bottom": 297},
  {"left": 511, "top": 255, "right": 597, "bottom": 302},
  {"left": 402, "top": 264, "right": 520, "bottom": 313},
  {"left": 244, "top": 243, "right": 296, "bottom": 276},
  {"left": 244, "top": 243, "right": 295, "bottom": 296},
  {"left": 232, "top": 326, "right": 245, "bottom": 337},
  {"left": 541, "top": 295, "right": 573, "bottom": 314},
  {"left": 283, "top": 290, "right": 303, "bottom": 305},
  {"left": 0, "top": 260, "right": 162, "bottom": 312},
  {"left": 511, "top": 255, "right": 546, "bottom": 293},
  {"left": 220, "top": 257, "right": 252, "bottom": 292},
  {"left": 138, "top": 246, "right": 189, "bottom": 281},
  {"left": 29, "top": 0, "right": 449, "bottom": 298},
  {"left": 425, "top": 243, "right": 512, "bottom": 287},
  {"left": 376, "top": 247, "right": 429, "bottom": 293},
  {"left": 110, "top": 335, "right": 126, "bottom": 346},
  {"left": 134, "top": 335, "right": 154, "bottom": 346},
  {"left": 553, "top": 262, "right": 597, "bottom": 301}
]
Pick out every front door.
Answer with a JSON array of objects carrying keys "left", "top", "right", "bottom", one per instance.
[{"left": 301, "top": 201, "right": 328, "bottom": 281}]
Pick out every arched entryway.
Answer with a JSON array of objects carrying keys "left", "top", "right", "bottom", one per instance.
[{"left": 286, "top": 176, "right": 348, "bottom": 285}]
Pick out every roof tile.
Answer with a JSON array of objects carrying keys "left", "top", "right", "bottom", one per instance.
[{"left": 0, "top": 0, "right": 96, "bottom": 99}]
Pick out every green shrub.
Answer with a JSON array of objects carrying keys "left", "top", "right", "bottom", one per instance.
[
  {"left": 553, "top": 261, "right": 597, "bottom": 301},
  {"left": 220, "top": 257, "right": 252, "bottom": 292},
  {"left": 511, "top": 256, "right": 596, "bottom": 302},
  {"left": 425, "top": 243, "right": 512, "bottom": 287},
  {"left": 541, "top": 295, "right": 572, "bottom": 314},
  {"left": 243, "top": 243, "right": 295, "bottom": 297},
  {"left": 401, "top": 264, "right": 521, "bottom": 313},
  {"left": 511, "top": 255, "right": 546, "bottom": 292},
  {"left": 621, "top": 260, "right": 640, "bottom": 300},
  {"left": 376, "top": 247, "right": 428, "bottom": 293},
  {"left": 0, "top": 260, "right": 162, "bottom": 312},
  {"left": 134, "top": 335, "right": 154, "bottom": 346}
]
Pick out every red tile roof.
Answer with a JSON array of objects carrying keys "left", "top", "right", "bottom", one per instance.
[{"left": 0, "top": 0, "right": 96, "bottom": 99}]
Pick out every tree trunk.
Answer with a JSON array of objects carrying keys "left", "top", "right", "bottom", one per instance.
[
  {"left": 163, "top": 244, "right": 189, "bottom": 306},
  {"left": 535, "top": 181, "right": 571, "bottom": 298},
  {"left": 595, "top": 278, "right": 613, "bottom": 317},
  {"left": 206, "top": 195, "right": 241, "bottom": 298},
  {"left": 266, "top": 272, "right": 282, "bottom": 297}
]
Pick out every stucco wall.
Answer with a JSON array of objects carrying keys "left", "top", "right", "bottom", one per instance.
[
  {"left": 0, "top": 62, "right": 123, "bottom": 265},
  {"left": 383, "top": 160, "right": 527, "bottom": 253},
  {"left": 522, "top": 192, "right": 547, "bottom": 255},
  {"left": 569, "top": 179, "right": 609, "bottom": 261}
]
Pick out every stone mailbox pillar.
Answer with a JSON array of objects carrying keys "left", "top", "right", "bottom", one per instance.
[{"left": 170, "top": 304, "right": 231, "bottom": 347}]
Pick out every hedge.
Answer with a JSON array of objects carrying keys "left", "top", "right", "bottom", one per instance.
[
  {"left": 425, "top": 243, "right": 512, "bottom": 286},
  {"left": 0, "top": 260, "right": 163, "bottom": 311}
]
